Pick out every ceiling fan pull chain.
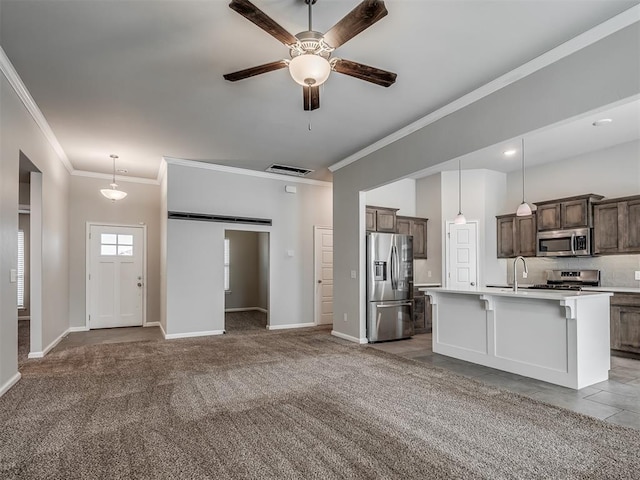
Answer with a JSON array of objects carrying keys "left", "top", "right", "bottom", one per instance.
[{"left": 308, "top": 87, "right": 312, "bottom": 131}]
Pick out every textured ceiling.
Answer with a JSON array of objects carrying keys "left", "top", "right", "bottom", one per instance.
[{"left": 1, "top": 0, "right": 638, "bottom": 181}]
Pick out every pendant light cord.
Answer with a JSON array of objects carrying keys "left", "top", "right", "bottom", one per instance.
[
  {"left": 521, "top": 138, "right": 526, "bottom": 203},
  {"left": 308, "top": 0, "right": 312, "bottom": 31},
  {"left": 458, "top": 158, "right": 462, "bottom": 214}
]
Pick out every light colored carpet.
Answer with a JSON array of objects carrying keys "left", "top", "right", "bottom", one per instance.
[{"left": 2, "top": 326, "right": 639, "bottom": 479}]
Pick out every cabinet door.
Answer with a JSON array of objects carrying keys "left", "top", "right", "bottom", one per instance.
[
  {"left": 425, "top": 296, "right": 433, "bottom": 332},
  {"left": 497, "top": 216, "right": 515, "bottom": 258},
  {"left": 537, "top": 203, "right": 561, "bottom": 231},
  {"left": 515, "top": 214, "right": 537, "bottom": 257},
  {"left": 396, "top": 216, "right": 411, "bottom": 235},
  {"left": 593, "top": 203, "right": 620, "bottom": 254},
  {"left": 413, "top": 294, "right": 426, "bottom": 332},
  {"left": 376, "top": 209, "right": 397, "bottom": 232},
  {"left": 562, "top": 199, "right": 589, "bottom": 228},
  {"left": 621, "top": 199, "right": 640, "bottom": 253},
  {"left": 611, "top": 305, "right": 640, "bottom": 354},
  {"left": 411, "top": 218, "right": 428, "bottom": 259},
  {"left": 365, "top": 208, "right": 377, "bottom": 232}
]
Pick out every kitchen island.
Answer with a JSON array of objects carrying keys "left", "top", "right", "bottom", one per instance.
[{"left": 419, "top": 287, "right": 613, "bottom": 389}]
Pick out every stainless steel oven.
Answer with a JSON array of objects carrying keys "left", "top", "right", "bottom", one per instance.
[{"left": 536, "top": 227, "right": 591, "bottom": 257}]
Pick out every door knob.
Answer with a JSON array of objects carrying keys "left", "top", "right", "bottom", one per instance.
[
  {"left": 137, "top": 283, "right": 143, "bottom": 287},
  {"left": 317, "top": 280, "right": 322, "bottom": 284},
  {"left": 470, "top": 282, "right": 476, "bottom": 286}
]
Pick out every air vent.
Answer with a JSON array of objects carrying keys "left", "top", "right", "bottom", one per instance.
[
  {"left": 265, "top": 164, "right": 314, "bottom": 177},
  {"left": 168, "top": 211, "right": 272, "bottom": 226}
]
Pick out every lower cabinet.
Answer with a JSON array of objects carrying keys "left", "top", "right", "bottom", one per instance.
[
  {"left": 413, "top": 289, "right": 432, "bottom": 334},
  {"left": 610, "top": 293, "right": 640, "bottom": 357}
]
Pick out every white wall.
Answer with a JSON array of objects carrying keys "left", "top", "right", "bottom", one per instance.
[
  {"left": 1, "top": 71, "right": 70, "bottom": 394},
  {"left": 365, "top": 178, "right": 416, "bottom": 216},
  {"left": 68, "top": 175, "right": 161, "bottom": 328},
  {"left": 415, "top": 173, "right": 442, "bottom": 283},
  {"left": 504, "top": 140, "right": 640, "bottom": 211},
  {"left": 165, "top": 162, "right": 332, "bottom": 336}
]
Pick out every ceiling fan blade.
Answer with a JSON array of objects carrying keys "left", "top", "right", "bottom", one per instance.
[
  {"left": 223, "top": 60, "right": 288, "bottom": 82},
  {"left": 303, "top": 86, "right": 320, "bottom": 111},
  {"left": 332, "top": 58, "right": 396, "bottom": 87},
  {"left": 229, "top": 0, "right": 298, "bottom": 46},
  {"left": 323, "top": 0, "right": 388, "bottom": 49}
]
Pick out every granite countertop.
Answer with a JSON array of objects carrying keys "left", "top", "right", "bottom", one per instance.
[
  {"left": 414, "top": 283, "right": 442, "bottom": 287},
  {"left": 419, "top": 286, "right": 613, "bottom": 301},
  {"left": 485, "top": 284, "right": 640, "bottom": 294}
]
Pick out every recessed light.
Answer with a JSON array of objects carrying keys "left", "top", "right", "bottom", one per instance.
[
  {"left": 503, "top": 149, "right": 517, "bottom": 157},
  {"left": 592, "top": 118, "right": 613, "bottom": 127},
  {"left": 116, "top": 169, "right": 128, "bottom": 174}
]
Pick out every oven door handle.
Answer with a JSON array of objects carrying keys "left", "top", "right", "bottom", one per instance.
[{"left": 571, "top": 233, "right": 576, "bottom": 255}]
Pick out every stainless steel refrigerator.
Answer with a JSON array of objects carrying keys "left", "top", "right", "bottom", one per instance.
[{"left": 366, "top": 232, "right": 414, "bottom": 342}]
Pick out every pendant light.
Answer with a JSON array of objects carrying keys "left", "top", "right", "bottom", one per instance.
[
  {"left": 454, "top": 158, "right": 467, "bottom": 225},
  {"left": 516, "top": 138, "right": 532, "bottom": 216},
  {"left": 100, "top": 154, "right": 127, "bottom": 202}
]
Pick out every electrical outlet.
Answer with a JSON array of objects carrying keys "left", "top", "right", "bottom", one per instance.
[{"left": 635, "top": 271, "right": 640, "bottom": 281}]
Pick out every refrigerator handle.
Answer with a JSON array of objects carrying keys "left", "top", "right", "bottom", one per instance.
[{"left": 391, "top": 244, "right": 399, "bottom": 290}]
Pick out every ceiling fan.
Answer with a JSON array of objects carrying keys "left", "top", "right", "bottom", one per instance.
[{"left": 223, "top": 0, "right": 397, "bottom": 111}]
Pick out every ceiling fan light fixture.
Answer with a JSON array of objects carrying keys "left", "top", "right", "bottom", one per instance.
[{"left": 289, "top": 54, "right": 331, "bottom": 87}]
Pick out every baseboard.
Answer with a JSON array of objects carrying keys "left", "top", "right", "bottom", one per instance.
[
  {"left": 144, "top": 321, "right": 160, "bottom": 327},
  {"left": 68, "top": 326, "right": 89, "bottom": 332},
  {"left": 163, "top": 329, "right": 225, "bottom": 340},
  {"left": 224, "top": 307, "right": 268, "bottom": 313},
  {"left": 331, "top": 330, "right": 369, "bottom": 344},
  {"left": 28, "top": 327, "right": 69, "bottom": 358},
  {"left": 159, "top": 323, "right": 167, "bottom": 339},
  {"left": 0, "top": 372, "right": 21, "bottom": 398},
  {"left": 267, "top": 322, "right": 315, "bottom": 331}
]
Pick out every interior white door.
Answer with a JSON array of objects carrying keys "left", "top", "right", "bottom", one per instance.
[
  {"left": 314, "top": 227, "right": 333, "bottom": 325},
  {"left": 447, "top": 222, "right": 478, "bottom": 290},
  {"left": 89, "top": 225, "right": 144, "bottom": 329}
]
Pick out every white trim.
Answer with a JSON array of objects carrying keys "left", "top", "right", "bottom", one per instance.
[
  {"left": 266, "top": 322, "right": 316, "bottom": 331},
  {"left": 0, "top": 47, "right": 73, "bottom": 174},
  {"left": 144, "top": 321, "right": 160, "bottom": 327},
  {"left": 28, "top": 327, "right": 68, "bottom": 358},
  {"left": 157, "top": 158, "right": 168, "bottom": 184},
  {"left": 445, "top": 220, "right": 480, "bottom": 290},
  {"left": 163, "top": 330, "right": 225, "bottom": 340},
  {"left": 0, "top": 373, "right": 22, "bottom": 398},
  {"left": 224, "top": 307, "right": 268, "bottom": 313},
  {"left": 86, "top": 223, "right": 148, "bottom": 330},
  {"left": 331, "top": 330, "right": 368, "bottom": 344},
  {"left": 68, "top": 326, "right": 89, "bottom": 332},
  {"left": 164, "top": 157, "right": 332, "bottom": 187},
  {"left": 159, "top": 323, "right": 168, "bottom": 339},
  {"left": 71, "top": 170, "right": 160, "bottom": 185},
  {"left": 329, "top": 5, "right": 640, "bottom": 173}
]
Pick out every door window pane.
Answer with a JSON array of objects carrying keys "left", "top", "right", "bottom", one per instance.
[
  {"left": 101, "top": 245, "right": 117, "bottom": 256},
  {"left": 118, "top": 245, "right": 133, "bottom": 256},
  {"left": 118, "top": 234, "right": 133, "bottom": 245},
  {"left": 101, "top": 231, "right": 135, "bottom": 256},
  {"left": 101, "top": 233, "right": 117, "bottom": 244}
]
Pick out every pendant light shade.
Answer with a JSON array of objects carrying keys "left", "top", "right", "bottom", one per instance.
[
  {"left": 454, "top": 158, "right": 467, "bottom": 225},
  {"left": 516, "top": 138, "right": 531, "bottom": 216},
  {"left": 100, "top": 154, "right": 127, "bottom": 202}
]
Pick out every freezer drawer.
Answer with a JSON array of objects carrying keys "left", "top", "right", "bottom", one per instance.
[{"left": 367, "top": 301, "right": 414, "bottom": 342}]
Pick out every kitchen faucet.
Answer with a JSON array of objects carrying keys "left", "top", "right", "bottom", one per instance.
[{"left": 513, "top": 256, "right": 528, "bottom": 293}]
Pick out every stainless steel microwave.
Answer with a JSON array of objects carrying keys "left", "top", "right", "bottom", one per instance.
[{"left": 536, "top": 227, "right": 591, "bottom": 257}]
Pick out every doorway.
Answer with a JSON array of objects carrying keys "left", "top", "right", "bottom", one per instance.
[
  {"left": 86, "top": 224, "right": 146, "bottom": 329},
  {"left": 223, "top": 230, "right": 269, "bottom": 332},
  {"left": 445, "top": 221, "right": 479, "bottom": 290},
  {"left": 314, "top": 226, "right": 333, "bottom": 325}
]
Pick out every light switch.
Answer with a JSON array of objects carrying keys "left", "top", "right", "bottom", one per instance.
[
  {"left": 10, "top": 269, "right": 17, "bottom": 283},
  {"left": 350, "top": 270, "right": 357, "bottom": 279},
  {"left": 635, "top": 271, "right": 640, "bottom": 281}
]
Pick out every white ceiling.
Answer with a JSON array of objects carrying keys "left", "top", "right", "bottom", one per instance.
[{"left": 1, "top": 0, "right": 638, "bottom": 181}]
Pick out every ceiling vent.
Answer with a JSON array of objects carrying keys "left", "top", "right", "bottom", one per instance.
[{"left": 266, "top": 164, "right": 314, "bottom": 177}]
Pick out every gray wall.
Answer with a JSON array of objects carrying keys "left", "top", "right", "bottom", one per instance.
[
  {"left": 332, "top": 25, "right": 640, "bottom": 342},
  {"left": 165, "top": 162, "right": 332, "bottom": 336},
  {"left": 68, "top": 175, "right": 161, "bottom": 328},
  {"left": 258, "top": 232, "right": 269, "bottom": 310},
  {"left": 225, "top": 230, "right": 261, "bottom": 310},
  {"left": 1, "top": 72, "right": 70, "bottom": 392},
  {"left": 415, "top": 173, "right": 442, "bottom": 283}
]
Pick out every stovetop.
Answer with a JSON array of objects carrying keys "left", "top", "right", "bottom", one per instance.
[{"left": 528, "top": 284, "right": 583, "bottom": 291}]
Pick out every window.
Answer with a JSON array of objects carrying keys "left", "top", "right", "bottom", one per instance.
[
  {"left": 101, "top": 233, "right": 134, "bottom": 256},
  {"left": 224, "top": 238, "right": 230, "bottom": 291},
  {"left": 17, "top": 230, "right": 25, "bottom": 308}
]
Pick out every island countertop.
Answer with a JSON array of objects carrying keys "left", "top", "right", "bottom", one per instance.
[{"left": 418, "top": 286, "right": 613, "bottom": 301}]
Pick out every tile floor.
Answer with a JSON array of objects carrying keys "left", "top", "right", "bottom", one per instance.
[{"left": 369, "top": 333, "right": 640, "bottom": 430}]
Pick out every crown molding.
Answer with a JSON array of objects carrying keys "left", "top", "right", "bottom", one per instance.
[
  {"left": 156, "top": 159, "right": 168, "bottom": 184},
  {"left": 164, "top": 157, "right": 332, "bottom": 187},
  {"left": 0, "top": 47, "right": 73, "bottom": 174},
  {"left": 71, "top": 170, "right": 160, "bottom": 185},
  {"left": 329, "top": 5, "right": 640, "bottom": 173}
]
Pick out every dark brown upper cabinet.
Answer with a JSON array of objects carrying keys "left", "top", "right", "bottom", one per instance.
[
  {"left": 533, "top": 194, "right": 603, "bottom": 231},
  {"left": 397, "top": 216, "right": 428, "bottom": 259},
  {"left": 496, "top": 213, "right": 537, "bottom": 258},
  {"left": 594, "top": 195, "right": 640, "bottom": 255},
  {"left": 365, "top": 206, "right": 399, "bottom": 233}
]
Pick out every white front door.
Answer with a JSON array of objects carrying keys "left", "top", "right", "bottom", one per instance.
[
  {"left": 447, "top": 222, "right": 478, "bottom": 290},
  {"left": 88, "top": 225, "right": 144, "bottom": 329},
  {"left": 314, "top": 227, "right": 333, "bottom": 325}
]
